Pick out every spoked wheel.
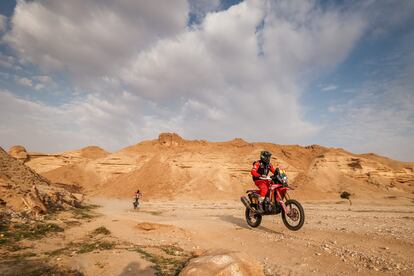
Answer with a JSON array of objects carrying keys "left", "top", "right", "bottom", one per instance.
[
  {"left": 245, "top": 208, "right": 262, "bottom": 228},
  {"left": 281, "top": 199, "right": 305, "bottom": 231}
]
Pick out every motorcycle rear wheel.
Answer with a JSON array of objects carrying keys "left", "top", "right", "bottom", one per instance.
[
  {"left": 245, "top": 208, "right": 262, "bottom": 228},
  {"left": 281, "top": 199, "right": 305, "bottom": 231}
]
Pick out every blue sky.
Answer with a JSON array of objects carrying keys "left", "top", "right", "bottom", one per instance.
[{"left": 0, "top": 0, "right": 413, "bottom": 161}]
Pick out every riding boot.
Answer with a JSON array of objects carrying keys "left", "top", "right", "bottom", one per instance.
[{"left": 257, "top": 197, "right": 265, "bottom": 214}]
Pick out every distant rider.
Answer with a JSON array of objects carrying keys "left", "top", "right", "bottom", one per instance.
[
  {"left": 134, "top": 189, "right": 142, "bottom": 206},
  {"left": 251, "top": 151, "right": 276, "bottom": 213}
]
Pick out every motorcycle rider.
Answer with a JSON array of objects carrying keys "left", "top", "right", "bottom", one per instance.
[
  {"left": 251, "top": 151, "right": 276, "bottom": 213},
  {"left": 134, "top": 189, "right": 142, "bottom": 207}
]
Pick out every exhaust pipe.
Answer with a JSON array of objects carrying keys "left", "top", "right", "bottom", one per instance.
[{"left": 240, "top": 196, "right": 256, "bottom": 213}]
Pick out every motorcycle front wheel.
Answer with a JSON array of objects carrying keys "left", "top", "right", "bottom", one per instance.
[
  {"left": 281, "top": 199, "right": 305, "bottom": 231},
  {"left": 245, "top": 208, "right": 262, "bottom": 228}
]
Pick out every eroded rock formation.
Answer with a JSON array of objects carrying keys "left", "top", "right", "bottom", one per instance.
[{"left": 0, "top": 147, "right": 82, "bottom": 220}]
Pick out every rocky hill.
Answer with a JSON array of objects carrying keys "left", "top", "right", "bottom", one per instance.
[
  {"left": 16, "top": 133, "right": 414, "bottom": 202},
  {"left": 0, "top": 147, "right": 82, "bottom": 220}
]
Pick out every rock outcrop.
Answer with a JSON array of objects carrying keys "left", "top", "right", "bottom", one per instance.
[
  {"left": 8, "top": 145, "right": 28, "bottom": 163},
  {"left": 158, "top": 132, "right": 183, "bottom": 146},
  {"left": 0, "top": 147, "right": 82, "bottom": 220},
  {"left": 180, "top": 250, "right": 264, "bottom": 276}
]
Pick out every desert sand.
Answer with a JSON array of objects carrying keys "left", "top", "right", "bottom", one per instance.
[{"left": 1, "top": 133, "right": 414, "bottom": 275}]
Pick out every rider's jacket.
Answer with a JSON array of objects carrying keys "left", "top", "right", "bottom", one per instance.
[{"left": 251, "top": 160, "right": 276, "bottom": 181}]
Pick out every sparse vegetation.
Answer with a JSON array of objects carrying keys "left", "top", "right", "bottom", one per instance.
[
  {"left": 340, "top": 191, "right": 352, "bottom": 206},
  {"left": 0, "top": 221, "right": 63, "bottom": 246},
  {"left": 70, "top": 204, "right": 100, "bottom": 220},
  {"left": 130, "top": 245, "right": 191, "bottom": 276},
  {"left": 69, "top": 240, "right": 116, "bottom": 254},
  {"left": 64, "top": 220, "right": 82, "bottom": 227},
  {"left": 160, "top": 244, "right": 185, "bottom": 256},
  {"left": 46, "top": 239, "right": 116, "bottom": 256},
  {"left": 90, "top": 226, "right": 111, "bottom": 236}
]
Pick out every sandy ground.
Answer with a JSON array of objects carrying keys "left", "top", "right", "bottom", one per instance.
[
  {"left": 2, "top": 198, "right": 414, "bottom": 275},
  {"left": 83, "top": 198, "right": 414, "bottom": 275}
]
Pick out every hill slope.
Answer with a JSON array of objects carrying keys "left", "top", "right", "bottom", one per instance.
[
  {"left": 17, "top": 133, "right": 414, "bottom": 202},
  {"left": 0, "top": 147, "right": 82, "bottom": 218}
]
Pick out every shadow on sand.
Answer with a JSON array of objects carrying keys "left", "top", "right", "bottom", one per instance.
[
  {"left": 218, "top": 215, "right": 284, "bottom": 235},
  {"left": 0, "top": 258, "right": 83, "bottom": 276},
  {"left": 119, "top": 261, "right": 155, "bottom": 276}
]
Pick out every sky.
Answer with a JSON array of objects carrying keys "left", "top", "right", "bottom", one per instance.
[{"left": 0, "top": 0, "right": 413, "bottom": 161}]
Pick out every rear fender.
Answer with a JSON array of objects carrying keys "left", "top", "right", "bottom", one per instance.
[{"left": 247, "top": 192, "right": 260, "bottom": 205}]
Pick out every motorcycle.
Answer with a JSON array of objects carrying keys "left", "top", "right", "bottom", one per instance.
[
  {"left": 240, "top": 169, "right": 305, "bottom": 231},
  {"left": 133, "top": 196, "right": 140, "bottom": 209}
]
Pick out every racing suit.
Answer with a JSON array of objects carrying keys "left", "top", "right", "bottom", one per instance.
[{"left": 251, "top": 160, "right": 276, "bottom": 197}]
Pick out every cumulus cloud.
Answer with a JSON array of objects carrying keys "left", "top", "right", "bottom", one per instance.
[
  {"left": 5, "top": 0, "right": 188, "bottom": 81},
  {"left": 118, "top": 0, "right": 365, "bottom": 142},
  {"left": 16, "top": 76, "right": 32, "bottom": 87},
  {"left": 324, "top": 52, "right": 414, "bottom": 161},
  {"left": 0, "top": 89, "right": 175, "bottom": 152},
  {"left": 1, "top": 0, "right": 386, "bottom": 155}
]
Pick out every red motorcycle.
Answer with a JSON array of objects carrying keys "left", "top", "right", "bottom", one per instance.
[{"left": 240, "top": 170, "right": 305, "bottom": 231}]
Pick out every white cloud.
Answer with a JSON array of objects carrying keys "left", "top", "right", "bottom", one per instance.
[
  {"left": 0, "top": 89, "right": 170, "bottom": 152},
  {"left": 324, "top": 60, "right": 414, "bottom": 161},
  {"left": 321, "top": 85, "right": 337, "bottom": 92},
  {"left": 0, "top": 53, "right": 21, "bottom": 70},
  {"left": 1, "top": 0, "right": 377, "bottom": 154},
  {"left": 5, "top": 0, "right": 189, "bottom": 80},
  {"left": 17, "top": 77, "right": 32, "bottom": 87},
  {"left": 118, "top": 0, "right": 365, "bottom": 142}
]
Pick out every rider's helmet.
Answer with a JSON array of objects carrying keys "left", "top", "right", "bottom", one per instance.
[{"left": 260, "top": 151, "right": 272, "bottom": 164}]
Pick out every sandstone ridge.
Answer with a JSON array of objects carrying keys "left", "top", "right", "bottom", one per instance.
[{"left": 10, "top": 133, "right": 414, "bottom": 202}]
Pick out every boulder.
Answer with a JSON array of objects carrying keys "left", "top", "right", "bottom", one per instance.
[
  {"left": 180, "top": 250, "right": 264, "bottom": 276},
  {"left": 8, "top": 145, "right": 28, "bottom": 162}
]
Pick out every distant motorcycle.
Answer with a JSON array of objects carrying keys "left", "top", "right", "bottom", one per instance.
[
  {"left": 240, "top": 169, "right": 305, "bottom": 231},
  {"left": 133, "top": 196, "right": 141, "bottom": 209}
]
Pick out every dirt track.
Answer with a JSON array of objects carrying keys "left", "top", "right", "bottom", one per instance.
[
  {"left": 2, "top": 198, "right": 413, "bottom": 275},
  {"left": 86, "top": 198, "right": 414, "bottom": 275}
]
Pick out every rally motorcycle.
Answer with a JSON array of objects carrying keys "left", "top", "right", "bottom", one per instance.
[
  {"left": 133, "top": 196, "right": 140, "bottom": 209},
  {"left": 240, "top": 169, "right": 305, "bottom": 231}
]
